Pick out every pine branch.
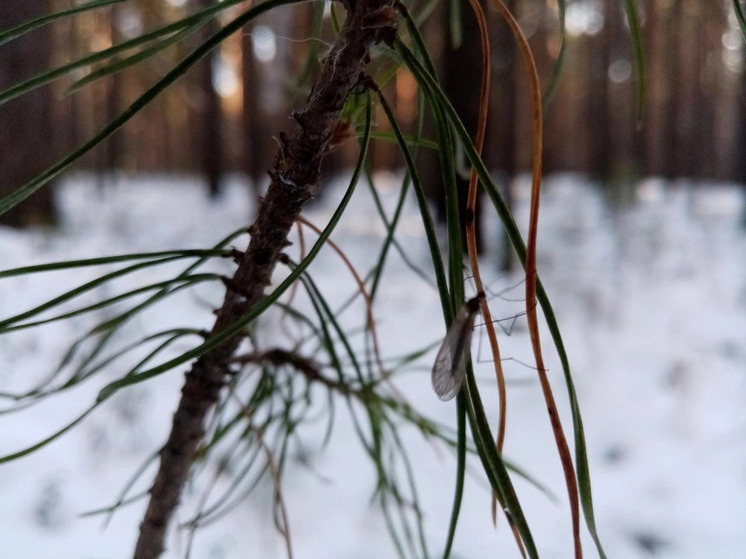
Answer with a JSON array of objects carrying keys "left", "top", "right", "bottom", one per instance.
[{"left": 132, "top": 2, "right": 397, "bottom": 557}]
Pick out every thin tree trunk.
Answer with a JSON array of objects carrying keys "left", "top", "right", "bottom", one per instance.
[
  {"left": 132, "top": 2, "right": 397, "bottom": 557},
  {"left": 443, "top": 0, "right": 486, "bottom": 252},
  {"left": 98, "top": 4, "right": 124, "bottom": 190},
  {"left": 661, "top": 1, "right": 683, "bottom": 180},
  {"left": 417, "top": 0, "right": 446, "bottom": 222},
  {"left": 488, "top": 0, "right": 517, "bottom": 271},
  {"left": 735, "top": 56, "right": 746, "bottom": 185},
  {"left": 241, "top": 21, "right": 268, "bottom": 199},
  {"left": 198, "top": 0, "right": 223, "bottom": 197},
  {"left": 588, "top": 0, "right": 612, "bottom": 181}
]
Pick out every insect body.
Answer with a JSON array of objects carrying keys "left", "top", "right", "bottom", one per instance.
[{"left": 431, "top": 294, "right": 484, "bottom": 401}]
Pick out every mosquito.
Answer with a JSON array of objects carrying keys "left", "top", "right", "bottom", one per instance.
[{"left": 431, "top": 292, "right": 485, "bottom": 401}]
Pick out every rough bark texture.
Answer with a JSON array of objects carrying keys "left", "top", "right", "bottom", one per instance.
[{"left": 132, "top": 2, "right": 396, "bottom": 558}]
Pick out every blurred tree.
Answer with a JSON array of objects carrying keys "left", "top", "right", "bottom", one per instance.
[
  {"left": 735, "top": 60, "right": 746, "bottom": 185},
  {"left": 442, "top": 0, "right": 486, "bottom": 252},
  {"left": 241, "top": 21, "right": 261, "bottom": 189},
  {"left": 241, "top": 18, "right": 279, "bottom": 199},
  {"left": 0, "top": 0, "right": 57, "bottom": 227},
  {"left": 97, "top": 3, "right": 124, "bottom": 188},
  {"left": 197, "top": 0, "right": 223, "bottom": 196},
  {"left": 588, "top": 0, "right": 613, "bottom": 181},
  {"left": 660, "top": 0, "right": 684, "bottom": 179},
  {"left": 688, "top": 7, "right": 706, "bottom": 178},
  {"left": 487, "top": 0, "right": 517, "bottom": 270}
]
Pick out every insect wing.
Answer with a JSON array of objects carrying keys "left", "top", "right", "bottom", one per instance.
[{"left": 431, "top": 306, "right": 476, "bottom": 401}]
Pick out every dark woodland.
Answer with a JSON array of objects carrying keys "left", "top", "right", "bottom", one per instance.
[{"left": 2, "top": 0, "right": 745, "bottom": 229}]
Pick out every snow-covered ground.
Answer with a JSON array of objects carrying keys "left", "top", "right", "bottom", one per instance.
[{"left": 1, "top": 172, "right": 745, "bottom": 558}]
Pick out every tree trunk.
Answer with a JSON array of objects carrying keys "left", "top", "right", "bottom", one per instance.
[
  {"left": 660, "top": 1, "right": 683, "bottom": 180},
  {"left": 488, "top": 0, "right": 517, "bottom": 271},
  {"left": 198, "top": 0, "right": 223, "bottom": 197},
  {"left": 735, "top": 60, "right": 746, "bottom": 185},
  {"left": 0, "top": 0, "right": 57, "bottom": 227},
  {"left": 588, "top": 0, "right": 612, "bottom": 181},
  {"left": 98, "top": 4, "right": 124, "bottom": 189},
  {"left": 442, "top": 0, "right": 486, "bottom": 252},
  {"left": 241, "top": 21, "right": 269, "bottom": 199}
]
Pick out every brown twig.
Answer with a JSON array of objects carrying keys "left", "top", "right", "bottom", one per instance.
[
  {"left": 231, "top": 347, "right": 323, "bottom": 381},
  {"left": 132, "top": 3, "right": 397, "bottom": 557},
  {"left": 295, "top": 215, "right": 407, "bottom": 402}
]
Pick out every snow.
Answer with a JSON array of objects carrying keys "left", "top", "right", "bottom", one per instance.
[{"left": 1, "top": 172, "right": 745, "bottom": 558}]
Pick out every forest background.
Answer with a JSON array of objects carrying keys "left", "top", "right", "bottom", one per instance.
[{"left": 3, "top": 0, "right": 746, "bottom": 228}]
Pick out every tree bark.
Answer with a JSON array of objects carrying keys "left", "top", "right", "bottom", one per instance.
[{"left": 132, "top": 1, "right": 397, "bottom": 557}]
